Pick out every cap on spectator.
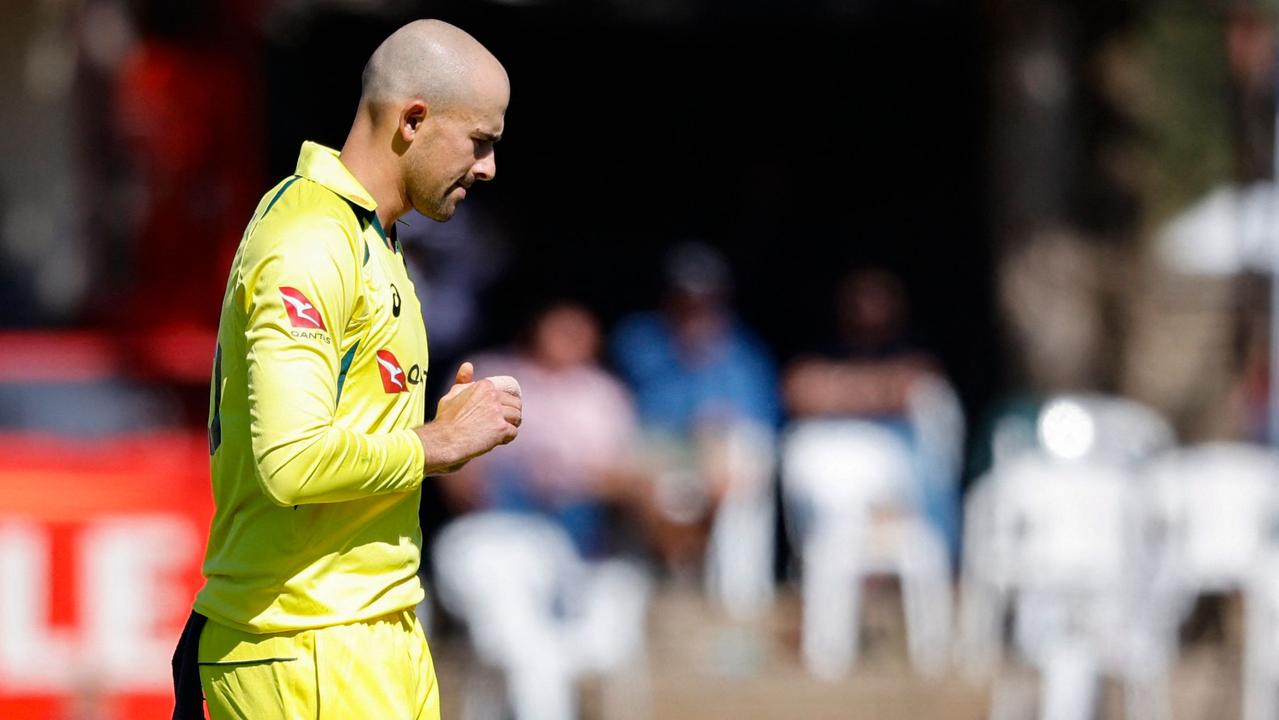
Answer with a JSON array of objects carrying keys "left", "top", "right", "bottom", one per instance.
[{"left": 664, "top": 241, "right": 731, "bottom": 296}]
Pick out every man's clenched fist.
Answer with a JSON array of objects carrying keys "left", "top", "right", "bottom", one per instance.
[{"left": 415, "top": 362, "right": 522, "bottom": 475}]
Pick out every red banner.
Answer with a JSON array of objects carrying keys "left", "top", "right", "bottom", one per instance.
[{"left": 0, "top": 433, "right": 211, "bottom": 720}]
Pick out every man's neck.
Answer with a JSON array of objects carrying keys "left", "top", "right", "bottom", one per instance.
[{"left": 339, "top": 116, "right": 407, "bottom": 230}]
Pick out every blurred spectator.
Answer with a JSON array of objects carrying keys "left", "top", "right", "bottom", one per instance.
[
  {"left": 783, "top": 267, "right": 960, "bottom": 556},
  {"left": 613, "top": 242, "right": 779, "bottom": 433},
  {"left": 435, "top": 303, "right": 654, "bottom": 719},
  {"left": 442, "top": 302, "right": 645, "bottom": 558},
  {"left": 785, "top": 268, "right": 938, "bottom": 417},
  {"left": 611, "top": 241, "right": 780, "bottom": 578}
]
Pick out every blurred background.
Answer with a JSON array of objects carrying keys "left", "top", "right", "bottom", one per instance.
[{"left": 4, "top": 0, "right": 1279, "bottom": 718}]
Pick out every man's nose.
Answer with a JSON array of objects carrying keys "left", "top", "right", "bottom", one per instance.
[{"left": 473, "top": 152, "right": 496, "bottom": 182}]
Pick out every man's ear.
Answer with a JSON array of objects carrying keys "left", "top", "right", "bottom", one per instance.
[{"left": 399, "top": 100, "right": 429, "bottom": 142}]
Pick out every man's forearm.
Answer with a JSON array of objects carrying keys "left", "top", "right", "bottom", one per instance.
[{"left": 414, "top": 422, "right": 473, "bottom": 476}]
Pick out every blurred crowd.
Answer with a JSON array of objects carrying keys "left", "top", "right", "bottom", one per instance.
[
  {"left": 407, "top": 234, "right": 1279, "bottom": 720},
  {"left": 420, "top": 236, "right": 964, "bottom": 716}
]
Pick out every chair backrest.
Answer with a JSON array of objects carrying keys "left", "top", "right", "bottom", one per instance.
[
  {"left": 781, "top": 419, "right": 915, "bottom": 505},
  {"left": 432, "top": 512, "right": 582, "bottom": 621},
  {"left": 433, "top": 512, "right": 652, "bottom": 679},
  {"left": 981, "top": 453, "right": 1139, "bottom": 594},
  {"left": 781, "top": 419, "right": 917, "bottom": 520},
  {"left": 1037, "top": 394, "right": 1176, "bottom": 467}
]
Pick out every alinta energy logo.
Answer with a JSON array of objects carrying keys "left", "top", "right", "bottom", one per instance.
[
  {"left": 375, "top": 349, "right": 422, "bottom": 393},
  {"left": 280, "top": 286, "right": 330, "bottom": 344}
]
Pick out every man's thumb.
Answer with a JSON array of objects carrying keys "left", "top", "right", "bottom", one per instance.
[{"left": 455, "top": 361, "right": 474, "bottom": 385}]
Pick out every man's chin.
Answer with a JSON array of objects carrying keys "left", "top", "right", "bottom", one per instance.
[{"left": 418, "top": 203, "right": 455, "bottom": 222}]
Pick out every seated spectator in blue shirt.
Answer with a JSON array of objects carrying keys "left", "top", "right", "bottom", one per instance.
[{"left": 611, "top": 242, "right": 780, "bottom": 577}]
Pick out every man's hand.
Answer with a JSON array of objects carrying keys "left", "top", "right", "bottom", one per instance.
[{"left": 415, "top": 361, "right": 522, "bottom": 475}]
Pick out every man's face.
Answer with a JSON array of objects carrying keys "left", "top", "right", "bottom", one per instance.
[{"left": 404, "top": 72, "right": 507, "bottom": 221}]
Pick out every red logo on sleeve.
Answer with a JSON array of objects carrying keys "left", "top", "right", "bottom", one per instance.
[
  {"left": 376, "top": 350, "right": 407, "bottom": 393},
  {"left": 279, "top": 287, "right": 326, "bottom": 330}
]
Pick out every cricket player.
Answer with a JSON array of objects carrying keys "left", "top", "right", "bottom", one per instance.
[{"left": 171, "top": 19, "right": 516, "bottom": 720}]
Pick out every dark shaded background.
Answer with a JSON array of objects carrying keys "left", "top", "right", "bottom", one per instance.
[{"left": 262, "top": 1, "right": 996, "bottom": 422}]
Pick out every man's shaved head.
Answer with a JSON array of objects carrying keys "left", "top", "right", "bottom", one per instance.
[
  {"left": 341, "top": 19, "right": 507, "bottom": 224},
  {"left": 360, "top": 19, "right": 506, "bottom": 112}
]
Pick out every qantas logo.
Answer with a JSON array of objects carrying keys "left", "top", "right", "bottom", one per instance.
[
  {"left": 280, "top": 287, "right": 326, "bottom": 331},
  {"left": 375, "top": 349, "right": 423, "bottom": 393},
  {"left": 376, "top": 350, "right": 407, "bottom": 393}
]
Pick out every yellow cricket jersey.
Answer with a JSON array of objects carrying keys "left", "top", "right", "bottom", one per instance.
[{"left": 195, "top": 141, "right": 431, "bottom": 634}]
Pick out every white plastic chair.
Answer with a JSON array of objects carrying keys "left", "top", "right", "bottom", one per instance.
[
  {"left": 959, "top": 452, "right": 1171, "bottom": 720},
  {"left": 704, "top": 420, "right": 778, "bottom": 619},
  {"left": 1148, "top": 443, "right": 1279, "bottom": 598},
  {"left": 1147, "top": 444, "right": 1279, "bottom": 720},
  {"left": 781, "top": 418, "right": 953, "bottom": 679},
  {"left": 432, "top": 512, "right": 652, "bottom": 720}
]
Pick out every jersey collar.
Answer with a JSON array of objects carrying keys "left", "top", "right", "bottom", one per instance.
[{"left": 294, "top": 141, "right": 378, "bottom": 212}]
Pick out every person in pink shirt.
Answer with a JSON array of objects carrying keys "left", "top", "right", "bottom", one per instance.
[{"left": 442, "top": 302, "right": 643, "bottom": 557}]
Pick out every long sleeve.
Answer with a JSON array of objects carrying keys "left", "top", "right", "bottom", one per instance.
[{"left": 241, "top": 215, "right": 424, "bottom": 506}]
